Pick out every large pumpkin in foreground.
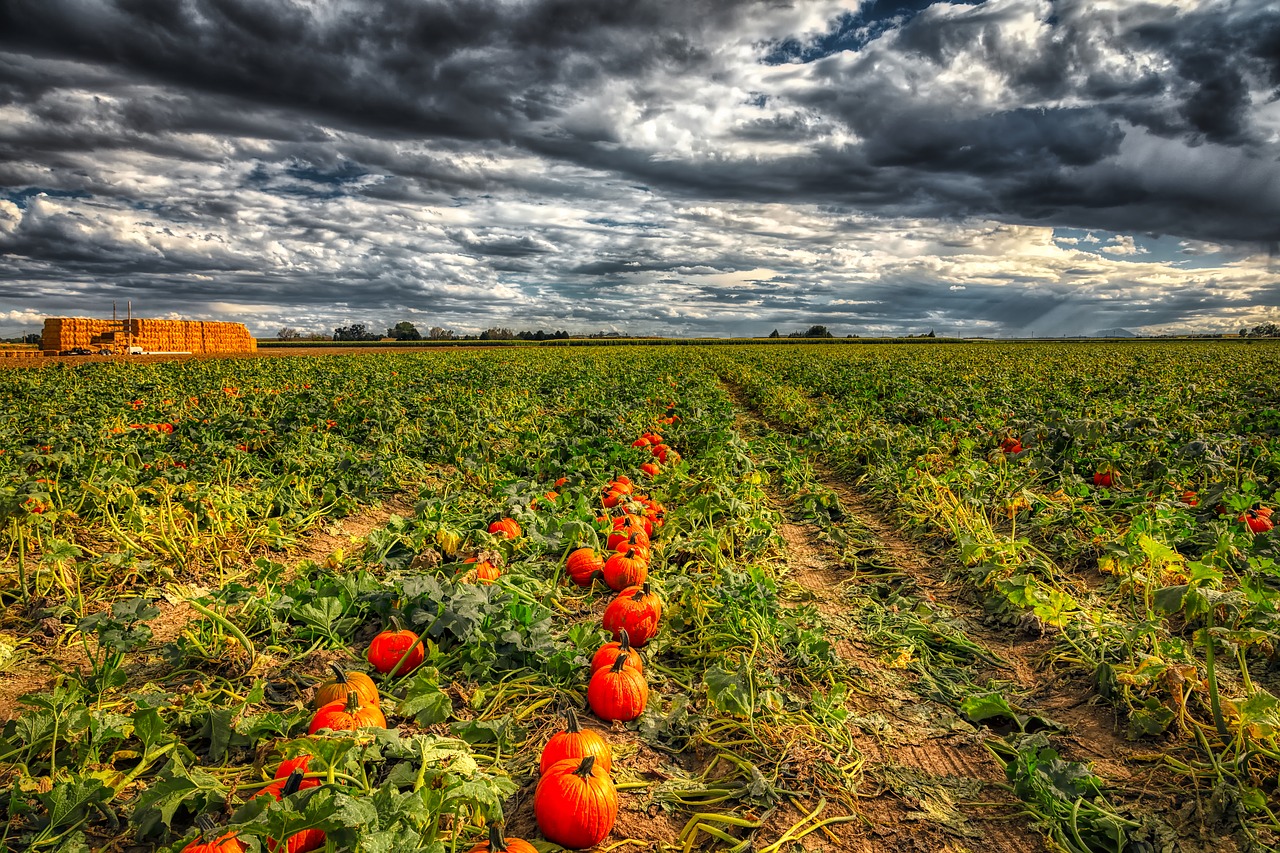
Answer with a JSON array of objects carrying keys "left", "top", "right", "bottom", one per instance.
[{"left": 534, "top": 755, "right": 617, "bottom": 849}]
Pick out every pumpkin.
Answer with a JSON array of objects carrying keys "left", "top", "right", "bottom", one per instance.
[
  {"left": 488, "top": 518, "right": 522, "bottom": 539},
  {"left": 534, "top": 755, "right": 618, "bottom": 849},
  {"left": 466, "top": 824, "right": 539, "bottom": 853},
  {"left": 591, "top": 629, "right": 643, "bottom": 675},
  {"left": 1181, "top": 490, "right": 1198, "bottom": 506},
  {"left": 603, "top": 480, "right": 633, "bottom": 498},
  {"left": 256, "top": 756, "right": 319, "bottom": 800},
  {"left": 650, "top": 444, "right": 671, "bottom": 463},
  {"left": 540, "top": 707, "right": 612, "bottom": 774},
  {"left": 309, "top": 691, "right": 387, "bottom": 734},
  {"left": 601, "top": 490, "right": 627, "bottom": 509},
  {"left": 313, "top": 663, "right": 379, "bottom": 709},
  {"left": 640, "top": 462, "right": 661, "bottom": 477},
  {"left": 603, "top": 583, "right": 661, "bottom": 646},
  {"left": 183, "top": 818, "right": 245, "bottom": 853},
  {"left": 269, "top": 832, "right": 327, "bottom": 853},
  {"left": 184, "top": 833, "right": 244, "bottom": 853},
  {"left": 602, "top": 548, "right": 648, "bottom": 592},
  {"left": 367, "top": 628, "right": 424, "bottom": 675},
  {"left": 463, "top": 557, "right": 502, "bottom": 584},
  {"left": 1093, "top": 470, "right": 1114, "bottom": 488},
  {"left": 606, "top": 528, "right": 649, "bottom": 554},
  {"left": 266, "top": 773, "right": 327, "bottom": 853},
  {"left": 588, "top": 653, "right": 648, "bottom": 722},
  {"left": 631, "top": 437, "right": 651, "bottom": 448},
  {"left": 1242, "top": 509, "right": 1274, "bottom": 534},
  {"left": 565, "top": 548, "right": 604, "bottom": 587}
]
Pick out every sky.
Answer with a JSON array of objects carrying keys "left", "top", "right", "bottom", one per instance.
[{"left": 1, "top": 0, "right": 1279, "bottom": 339}]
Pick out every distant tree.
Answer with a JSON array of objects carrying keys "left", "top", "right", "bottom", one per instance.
[
  {"left": 480, "top": 327, "right": 515, "bottom": 341},
  {"left": 22, "top": 332, "right": 41, "bottom": 345},
  {"left": 387, "top": 321, "right": 422, "bottom": 341},
  {"left": 333, "top": 323, "right": 378, "bottom": 341},
  {"left": 925, "top": 329, "right": 936, "bottom": 338},
  {"left": 1241, "top": 328, "right": 1250, "bottom": 337},
  {"left": 768, "top": 329, "right": 780, "bottom": 338},
  {"left": 277, "top": 327, "right": 302, "bottom": 340},
  {"left": 1250, "top": 322, "right": 1280, "bottom": 338},
  {"left": 428, "top": 326, "right": 456, "bottom": 340},
  {"left": 801, "top": 325, "right": 833, "bottom": 338}
]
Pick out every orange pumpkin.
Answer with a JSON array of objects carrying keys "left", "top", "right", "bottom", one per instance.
[
  {"left": 265, "top": 773, "right": 327, "bottom": 853},
  {"left": 539, "top": 707, "right": 612, "bottom": 774},
  {"left": 366, "top": 628, "right": 424, "bottom": 675},
  {"left": 466, "top": 825, "right": 539, "bottom": 853},
  {"left": 602, "top": 548, "right": 648, "bottom": 591},
  {"left": 534, "top": 756, "right": 617, "bottom": 849},
  {"left": 565, "top": 548, "right": 604, "bottom": 587},
  {"left": 256, "top": 756, "right": 319, "bottom": 800},
  {"left": 603, "top": 583, "right": 661, "bottom": 646},
  {"left": 308, "top": 691, "right": 387, "bottom": 734},
  {"left": 313, "top": 663, "right": 379, "bottom": 709},
  {"left": 588, "top": 653, "right": 648, "bottom": 722},
  {"left": 591, "top": 629, "right": 643, "bottom": 675},
  {"left": 488, "top": 518, "right": 522, "bottom": 539}
]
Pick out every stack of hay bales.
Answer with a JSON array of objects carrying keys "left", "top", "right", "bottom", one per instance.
[
  {"left": 200, "top": 321, "right": 257, "bottom": 353},
  {"left": 41, "top": 317, "right": 257, "bottom": 355}
]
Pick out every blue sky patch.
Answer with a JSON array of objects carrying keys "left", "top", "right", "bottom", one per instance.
[
  {"left": 3, "top": 188, "right": 92, "bottom": 208},
  {"left": 762, "top": 0, "right": 986, "bottom": 64},
  {"left": 1052, "top": 227, "right": 1228, "bottom": 269}
]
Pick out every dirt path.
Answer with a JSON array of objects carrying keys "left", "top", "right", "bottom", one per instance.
[
  {"left": 719, "top": 379, "right": 1224, "bottom": 852},
  {"left": 722, "top": 411, "right": 1047, "bottom": 852}
]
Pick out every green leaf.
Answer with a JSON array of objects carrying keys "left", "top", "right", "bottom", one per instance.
[
  {"left": 132, "top": 706, "right": 167, "bottom": 751},
  {"left": 39, "top": 777, "right": 111, "bottom": 834},
  {"left": 705, "top": 662, "right": 755, "bottom": 716},
  {"left": 1126, "top": 700, "right": 1175, "bottom": 739},
  {"left": 130, "top": 757, "right": 228, "bottom": 838},
  {"left": 396, "top": 682, "right": 452, "bottom": 727},
  {"left": 1152, "top": 585, "right": 1188, "bottom": 615}
]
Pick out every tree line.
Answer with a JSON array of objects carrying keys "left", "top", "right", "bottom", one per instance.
[{"left": 277, "top": 323, "right": 574, "bottom": 342}]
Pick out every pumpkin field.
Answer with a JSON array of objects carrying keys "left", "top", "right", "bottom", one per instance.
[{"left": 1, "top": 341, "right": 1278, "bottom": 853}]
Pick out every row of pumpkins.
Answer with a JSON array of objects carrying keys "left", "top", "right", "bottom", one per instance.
[
  {"left": 187, "top": 423, "right": 679, "bottom": 853},
  {"left": 534, "top": 427, "right": 676, "bottom": 849}
]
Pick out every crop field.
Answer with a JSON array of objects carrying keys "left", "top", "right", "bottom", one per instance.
[{"left": 1, "top": 342, "right": 1278, "bottom": 853}]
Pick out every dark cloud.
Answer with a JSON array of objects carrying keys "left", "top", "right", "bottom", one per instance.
[{"left": 1, "top": 0, "right": 1278, "bottom": 338}]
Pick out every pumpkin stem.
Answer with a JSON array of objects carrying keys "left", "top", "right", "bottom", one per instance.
[
  {"left": 343, "top": 690, "right": 361, "bottom": 714},
  {"left": 328, "top": 662, "right": 349, "bottom": 684},
  {"left": 563, "top": 706, "right": 582, "bottom": 733},
  {"left": 572, "top": 755, "right": 596, "bottom": 778},
  {"left": 610, "top": 651, "right": 630, "bottom": 672},
  {"left": 195, "top": 814, "right": 217, "bottom": 836},
  {"left": 281, "top": 769, "right": 304, "bottom": 797},
  {"left": 619, "top": 629, "right": 631, "bottom": 651},
  {"left": 487, "top": 823, "right": 509, "bottom": 852}
]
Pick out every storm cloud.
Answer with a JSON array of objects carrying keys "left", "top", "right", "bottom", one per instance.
[{"left": 1, "top": 0, "right": 1278, "bottom": 338}]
